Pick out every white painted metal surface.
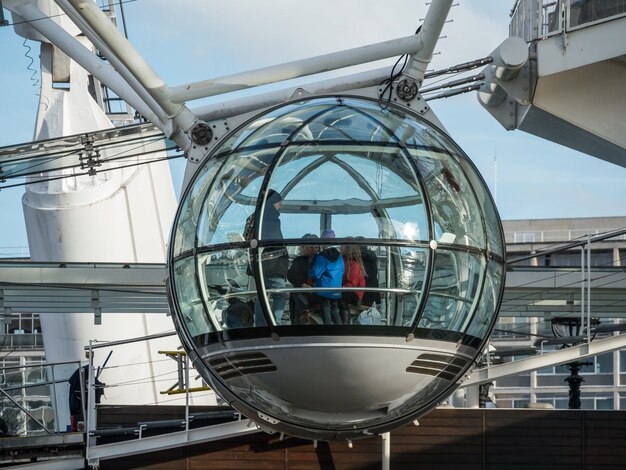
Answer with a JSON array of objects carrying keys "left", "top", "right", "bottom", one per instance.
[
  {"left": 463, "top": 333, "right": 626, "bottom": 387},
  {"left": 479, "top": 8, "right": 626, "bottom": 167},
  {"left": 4, "top": 457, "right": 85, "bottom": 470},
  {"left": 86, "top": 418, "right": 257, "bottom": 461},
  {"left": 5, "top": 0, "right": 212, "bottom": 433}
]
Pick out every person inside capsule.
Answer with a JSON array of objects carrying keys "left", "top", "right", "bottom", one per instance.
[
  {"left": 308, "top": 229, "right": 344, "bottom": 325},
  {"left": 172, "top": 96, "right": 503, "bottom": 347},
  {"left": 251, "top": 189, "right": 289, "bottom": 326},
  {"left": 287, "top": 233, "right": 319, "bottom": 325},
  {"left": 168, "top": 96, "right": 505, "bottom": 441}
]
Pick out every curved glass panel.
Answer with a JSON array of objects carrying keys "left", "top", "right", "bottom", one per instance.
[
  {"left": 173, "top": 158, "right": 223, "bottom": 256},
  {"left": 455, "top": 157, "right": 504, "bottom": 257},
  {"left": 198, "top": 249, "right": 256, "bottom": 330},
  {"left": 263, "top": 145, "right": 427, "bottom": 243},
  {"left": 417, "top": 250, "right": 485, "bottom": 332},
  {"left": 243, "top": 102, "right": 340, "bottom": 147},
  {"left": 255, "top": 244, "right": 291, "bottom": 326},
  {"left": 196, "top": 147, "right": 277, "bottom": 247},
  {"left": 171, "top": 96, "right": 504, "bottom": 336},
  {"left": 465, "top": 260, "right": 504, "bottom": 339},
  {"left": 173, "top": 257, "right": 213, "bottom": 343},
  {"left": 420, "top": 127, "right": 502, "bottom": 257},
  {"left": 295, "top": 103, "right": 397, "bottom": 143},
  {"left": 168, "top": 95, "right": 507, "bottom": 443},
  {"left": 413, "top": 150, "right": 485, "bottom": 249},
  {"left": 214, "top": 103, "right": 303, "bottom": 156},
  {"left": 384, "top": 246, "right": 429, "bottom": 326}
]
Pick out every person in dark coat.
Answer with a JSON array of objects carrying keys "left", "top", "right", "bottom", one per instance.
[
  {"left": 287, "top": 234, "right": 319, "bottom": 324},
  {"left": 253, "top": 189, "right": 289, "bottom": 326},
  {"left": 360, "top": 245, "right": 380, "bottom": 307},
  {"left": 68, "top": 365, "right": 105, "bottom": 426}
]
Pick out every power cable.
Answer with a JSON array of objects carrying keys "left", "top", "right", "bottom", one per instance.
[
  {"left": 0, "top": 153, "right": 183, "bottom": 190},
  {"left": 379, "top": 25, "right": 422, "bottom": 109},
  {"left": 0, "top": 142, "right": 177, "bottom": 181},
  {"left": 0, "top": 0, "right": 140, "bottom": 29},
  {"left": 0, "top": 133, "right": 168, "bottom": 177}
]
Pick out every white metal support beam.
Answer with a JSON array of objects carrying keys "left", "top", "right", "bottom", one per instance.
[
  {"left": 167, "top": 35, "right": 425, "bottom": 103},
  {"left": 87, "top": 419, "right": 258, "bottom": 461},
  {"left": 59, "top": 0, "right": 197, "bottom": 150},
  {"left": 4, "top": 457, "right": 85, "bottom": 470},
  {"left": 462, "top": 333, "right": 626, "bottom": 387}
]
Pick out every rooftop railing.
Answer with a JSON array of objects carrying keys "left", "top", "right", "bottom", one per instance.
[
  {"left": 505, "top": 227, "right": 626, "bottom": 244},
  {"left": 510, "top": 0, "right": 626, "bottom": 41}
]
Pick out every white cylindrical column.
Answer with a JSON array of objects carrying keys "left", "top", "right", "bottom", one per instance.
[{"left": 17, "top": 36, "right": 211, "bottom": 430}]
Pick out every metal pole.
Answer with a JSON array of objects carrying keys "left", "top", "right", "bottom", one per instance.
[
  {"left": 86, "top": 341, "right": 96, "bottom": 466},
  {"left": 404, "top": 0, "right": 455, "bottom": 82},
  {"left": 85, "top": 331, "right": 177, "bottom": 350},
  {"left": 49, "top": 364, "right": 59, "bottom": 433},
  {"left": 381, "top": 432, "right": 391, "bottom": 470},
  {"left": 185, "top": 353, "right": 190, "bottom": 435},
  {"left": 79, "top": 365, "right": 87, "bottom": 430},
  {"left": 587, "top": 236, "right": 591, "bottom": 343},
  {"left": 581, "top": 246, "right": 585, "bottom": 334}
]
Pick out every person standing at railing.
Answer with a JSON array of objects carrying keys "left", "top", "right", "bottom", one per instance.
[
  {"left": 250, "top": 189, "right": 289, "bottom": 326},
  {"left": 339, "top": 245, "right": 366, "bottom": 323},
  {"left": 308, "top": 230, "right": 344, "bottom": 325},
  {"left": 287, "top": 234, "right": 319, "bottom": 325}
]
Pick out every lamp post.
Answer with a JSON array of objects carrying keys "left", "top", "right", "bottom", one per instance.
[{"left": 551, "top": 316, "right": 599, "bottom": 409}]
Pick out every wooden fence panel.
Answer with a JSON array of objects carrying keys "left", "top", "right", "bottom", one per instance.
[{"left": 99, "top": 407, "right": 626, "bottom": 469}]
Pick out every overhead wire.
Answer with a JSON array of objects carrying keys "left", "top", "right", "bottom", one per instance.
[
  {"left": 0, "top": 0, "right": 140, "bottom": 29},
  {"left": 0, "top": 152, "right": 184, "bottom": 190},
  {"left": 0, "top": 141, "right": 178, "bottom": 181},
  {"left": 0, "top": 132, "right": 167, "bottom": 171}
]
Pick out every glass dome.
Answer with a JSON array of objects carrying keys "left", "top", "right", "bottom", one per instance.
[{"left": 168, "top": 96, "right": 505, "bottom": 441}]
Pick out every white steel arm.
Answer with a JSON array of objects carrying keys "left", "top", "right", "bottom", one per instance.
[
  {"left": 50, "top": 0, "right": 168, "bottom": 128},
  {"left": 462, "top": 333, "right": 626, "bottom": 387},
  {"left": 168, "top": 35, "right": 426, "bottom": 103},
  {"left": 60, "top": 0, "right": 197, "bottom": 149}
]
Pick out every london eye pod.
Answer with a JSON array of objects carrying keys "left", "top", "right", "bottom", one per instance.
[{"left": 167, "top": 95, "right": 505, "bottom": 441}]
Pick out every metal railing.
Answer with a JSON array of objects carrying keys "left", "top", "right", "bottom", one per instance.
[
  {"left": 505, "top": 227, "right": 626, "bottom": 244},
  {"left": 0, "top": 333, "right": 44, "bottom": 349},
  {"left": 510, "top": 0, "right": 626, "bottom": 41}
]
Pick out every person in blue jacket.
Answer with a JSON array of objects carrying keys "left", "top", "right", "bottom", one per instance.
[{"left": 309, "top": 229, "right": 344, "bottom": 324}]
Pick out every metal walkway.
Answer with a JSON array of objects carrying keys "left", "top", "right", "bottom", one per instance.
[{"left": 2, "top": 260, "right": 625, "bottom": 319}]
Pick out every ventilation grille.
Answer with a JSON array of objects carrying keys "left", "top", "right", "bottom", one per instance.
[
  {"left": 208, "top": 351, "right": 277, "bottom": 381},
  {"left": 406, "top": 353, "right": 470, "bottom": 382}
]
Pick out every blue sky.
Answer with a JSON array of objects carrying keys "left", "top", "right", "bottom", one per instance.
[{"left": 1, "top": 0, "right": 626, "bottom": 250}]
